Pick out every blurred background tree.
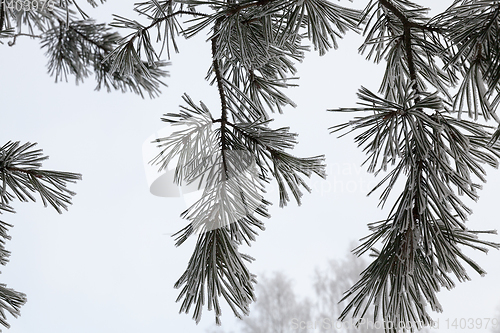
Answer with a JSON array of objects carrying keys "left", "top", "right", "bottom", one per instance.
[
  {"left": 491, "top": 304, "right": 500, "bottom": 333},
  {"left": 205, "top": 245, "right": 435, "bottom": 333}
]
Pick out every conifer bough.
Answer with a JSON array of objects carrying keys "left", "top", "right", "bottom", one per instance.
[{"left": 0, "top": 141, "right": 81, "bottom": 330}]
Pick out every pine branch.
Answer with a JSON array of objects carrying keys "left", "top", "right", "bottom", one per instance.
[
  {"left": 332, "top": 85, "right": 500, "bottom": 331},
  {"left": 225, "top": 0, "right": 275, "bottom": 16},
  {"left": 107, "top": 9, "right": 208, "bottom": 61},
  {"left": 332, "top": 4, "right": 500, "bottom": 323},
  {"left": 0, "top": 218, "right": 27, "bottom": 330},
  {"left": 224, "top": 120, "right": 326, "bottom": 206},
  {"left": 42, "top": 19, "right": 169, "bottom": 98},
  {"left": 155, "top": 93, "right": 324, "bottom": 326},
  {"left": 212, "top": 17, "right": 230, "bottom": 181},
  {"left": 0, "top": 141, "right": 81, "bottom": 213},
  {"left": 432, "top": 1, "right": 500, "bottom": 123},
  {"left": 157, "top": 96, "right": 269, "bottom": 325},
  {"left": 0, "top": 282, "right": 27, "bottom": 330},
  {"left": 378, "top": 0, "right": 420, "bottom": 97},
  {"left": 0, "top": 141, "right": 80, "bottom": 329},
  {"left": 174, "top": 228, "right": 258, "bottom": 325}
]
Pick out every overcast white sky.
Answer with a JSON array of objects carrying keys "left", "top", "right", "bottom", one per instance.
[{"left": 0, "top": 1, "right": 499, "bottom": 332}]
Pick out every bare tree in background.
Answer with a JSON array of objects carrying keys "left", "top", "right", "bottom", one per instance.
[
  {"left": 243, "top": 272, "right": 313, "bottom": 333},
  {"left": 207, "top": 272, "right": 312, "bottom": 333},
  {"left": 207, "top": 245, "right": 434, "bottom": 333},
  {"left": 312, "top": 249, "right": 384, "bottom": 333},
  {"left": 490, "top": 304, "right": 500, "bottom": 333}
]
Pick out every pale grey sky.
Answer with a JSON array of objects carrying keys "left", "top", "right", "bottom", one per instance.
[{"left": 1, "top": 1, "right": 499, "bottom": 332}]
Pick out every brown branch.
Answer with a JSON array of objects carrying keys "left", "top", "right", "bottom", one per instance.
[
  {"left": 379, "top": 0, "right": 419, "bottom": 95},
  {"left": 379, "top": 0, "right": 424, "bottom": 274},
  {"left": 212, "top": 18, "right": 230, "bottom": 181},
  {"left": 404, "top": 24, "right": 418, "bottom": 94},
  {"left": 379, "top": 0, "right": 407, "bottom": 25},
  {"left": 379, "top": 0, "right": 442, "bottom": 97}
]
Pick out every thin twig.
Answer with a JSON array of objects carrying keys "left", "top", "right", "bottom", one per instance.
[
  {"left": 1, "top": 166, "right": 43, "bottom": 178},
  {"left": 7, "top": 33, "right": 42, "bottom": 46}
]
